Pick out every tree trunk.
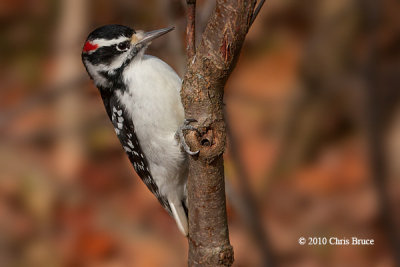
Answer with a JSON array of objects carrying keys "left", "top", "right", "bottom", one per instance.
[{"left": 181, "top": 1, "right": 258, "bottom": 266}]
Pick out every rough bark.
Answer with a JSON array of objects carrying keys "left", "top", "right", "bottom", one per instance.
[
  {"left": 186, "top": 0, "right": 196, "bottom": 59},
  {"left": 181, "top": 1, "right": 257, "bottom": 266}
]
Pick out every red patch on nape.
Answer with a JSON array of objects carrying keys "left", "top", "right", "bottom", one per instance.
[{"left": 83, "top": 41, "right": 98, "bottom": 53}]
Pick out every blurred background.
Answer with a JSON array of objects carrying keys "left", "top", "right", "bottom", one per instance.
[{"left": 0, "top": 0, "right": 399, "bottom": 266}]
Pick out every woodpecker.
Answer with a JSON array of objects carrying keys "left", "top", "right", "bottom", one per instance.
[{"left": 81, "top": 24, "right": 196, "bottom": 236}]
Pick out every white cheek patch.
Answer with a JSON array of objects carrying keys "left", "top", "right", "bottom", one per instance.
[
  {"left": 84, "top": 51, "right": 129, "bottom": 85},
  {"left": 84, "top": 59, "right": 110, "bottom": 87},
  {"left": 108, "top": 53, "right": 129, "bottom": 70}
]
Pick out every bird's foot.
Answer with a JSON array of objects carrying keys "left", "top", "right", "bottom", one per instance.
[{"left": 178, "top": 119, "right": 200, "bottom": 156}]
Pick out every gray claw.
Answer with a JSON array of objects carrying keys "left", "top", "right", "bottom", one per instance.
[
  {"left": 185, "top": 118, "right": 197, "bottom": 123},
  {"left": 178, "top": 118, "right": 200, "bottom": 155}
]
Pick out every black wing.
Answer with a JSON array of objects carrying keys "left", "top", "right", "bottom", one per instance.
[{"left": 100, "top": 90, "right": 171, "bottom": 214}]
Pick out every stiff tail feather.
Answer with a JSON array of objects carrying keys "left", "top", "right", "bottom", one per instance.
[{"left": 169, "top": 201, "right": 188, "bottom": 236}]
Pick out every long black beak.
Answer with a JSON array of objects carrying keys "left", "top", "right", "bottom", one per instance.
[{"left": 136, "top": 26, "right": 175, "bottom": 45}]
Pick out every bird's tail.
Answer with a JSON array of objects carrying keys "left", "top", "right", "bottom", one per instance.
[{"left": 169, "top": 200, "right": 188, "bottom": 236}]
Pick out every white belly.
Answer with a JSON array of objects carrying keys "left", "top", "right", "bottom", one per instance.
[{"left": 119, "top": 55, "right": 187, "bottom": 199}]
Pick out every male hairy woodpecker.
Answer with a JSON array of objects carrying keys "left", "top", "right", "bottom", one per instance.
[{"left": 81, "top": 24, "right": 197, "bottom": 236}]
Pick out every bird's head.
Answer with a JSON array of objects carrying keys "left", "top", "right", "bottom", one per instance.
[{"left": 81, "top": 24, "right": 174, "bottom": 87}]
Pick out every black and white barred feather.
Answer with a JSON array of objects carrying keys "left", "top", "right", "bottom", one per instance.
[{"left": 104, "top": 91, "right": 172, "bottom": 213}]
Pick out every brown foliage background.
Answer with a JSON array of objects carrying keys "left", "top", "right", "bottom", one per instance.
[{"left": 0, "top": 0, "right": 399, "bottom": 266}]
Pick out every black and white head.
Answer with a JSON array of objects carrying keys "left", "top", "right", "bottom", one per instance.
[{"left": 81, "top": 24, "right": 174, "bottom": 87}]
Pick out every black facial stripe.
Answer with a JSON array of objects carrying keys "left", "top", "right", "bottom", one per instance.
[
  {"left": 87, "top": 46, "right": 124, "bottom": 65},
  {"left": 85, "top": 43, "right": 144, "bottom": 78},
  {"left": 82, "top": 25, "right": 138, "bottom": 68},
  {"left": 99, "top": 70, "right": 126, "bottom": 91}
]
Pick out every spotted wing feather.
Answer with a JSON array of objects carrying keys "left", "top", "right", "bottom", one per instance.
[{"left": 102, "top": 92, "right": 172, "bottom": 214}]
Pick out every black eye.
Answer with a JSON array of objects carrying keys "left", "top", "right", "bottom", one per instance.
[{"left": 116, "top": 42, "right": 130, "bottom": 51}]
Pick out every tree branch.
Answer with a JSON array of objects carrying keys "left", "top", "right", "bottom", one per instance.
[
  {"left": 186, "top": 0, "right": 196, "bottom": 59},
  {"left": 250, "top": 0, "right": 266, "bottom": 26},
  {"left": 181, "top": 0, "right": 258, "bottom": 266}
]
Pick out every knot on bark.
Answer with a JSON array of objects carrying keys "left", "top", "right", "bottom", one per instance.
[{"left": 185, "top": 121, "right": 225, "bottom": 163}]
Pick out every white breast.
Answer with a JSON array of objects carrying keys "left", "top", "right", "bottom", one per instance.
[{"left": 118, "top": 55, "right": 187, "bottom": 199}]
